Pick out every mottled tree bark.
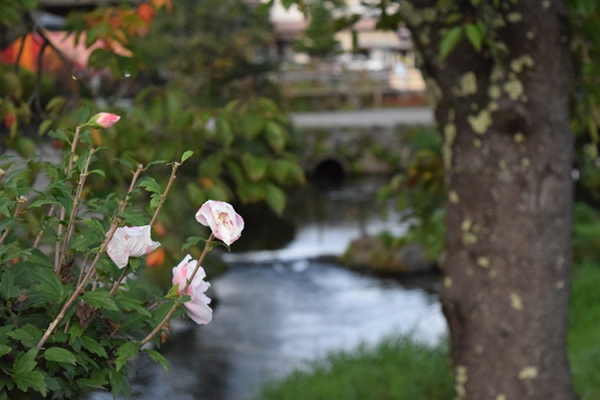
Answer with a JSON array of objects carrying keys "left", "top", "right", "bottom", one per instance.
[{"left": 400, "top": 1, "right": 576, "bottom": 399}]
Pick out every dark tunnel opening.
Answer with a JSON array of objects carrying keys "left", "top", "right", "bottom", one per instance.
[{"left": 311, "top": 158, "right": 346, "bottom": 187}]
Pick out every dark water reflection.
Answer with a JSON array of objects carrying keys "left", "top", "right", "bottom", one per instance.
[{"left": 90, "top": 178, "right": 447, "bottom": 400}]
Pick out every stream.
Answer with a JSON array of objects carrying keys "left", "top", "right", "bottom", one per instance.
[{"left": 90, "top": 177, "right": 447, "bottom": 400}]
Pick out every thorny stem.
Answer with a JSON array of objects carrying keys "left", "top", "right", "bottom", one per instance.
[
  {"left": 150, "top": 161, "right": 180, "bottom": 227},
  {"left": 57, "top": 149, "right": 96, "bottom": 274},
  {"left": 0, "top": 196, "right": 27, "bottom": 246},
  {"left": 36, "top": 221, "right": 120, "bottom": 352},
  {"left": 139, "top": 234, "right": 214, "bottom": 346}
]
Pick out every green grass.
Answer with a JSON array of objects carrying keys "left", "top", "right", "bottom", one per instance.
[
  {"left": 255, "top": 336, "right": 453, "bottom": 400},
  {"left": 568, "top": 262, "right": 600, "bottom": 400},
  {"left": 255, "top": 262, "right": 600, "bottom": 400}
]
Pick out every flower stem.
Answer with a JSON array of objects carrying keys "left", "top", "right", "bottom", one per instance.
[
  {"left": 140, "top": 233, "right": 214, "bottom": 346},
  {"left": 150, "top": 161, "right": 180, "bottom": 227},
  {"left": 36, "top": 221, "right": 120, "bottom": 352},
  {"left": 57, "top": 149, "right": 96, "bottom": 274}
]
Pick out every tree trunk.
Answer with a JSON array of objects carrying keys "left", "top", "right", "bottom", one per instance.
[{"left": 400, "top": 1, "right": 577, "bottom": 399}]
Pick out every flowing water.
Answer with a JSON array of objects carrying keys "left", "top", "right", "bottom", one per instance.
[{"left": 91, "top": 178, "right": 447, "bottom": 400}]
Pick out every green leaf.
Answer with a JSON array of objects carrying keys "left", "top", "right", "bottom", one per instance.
[
  {"left": 265, "top": 121, "right": 287, "bottom": 153},
  {"left": 181, "top": 150, "right": 194, "bottom": 163},
  {"left": 13, "top": 370, "right": 46, "bottom": 395},
  {"left": 182, "top": 236, "right": 204, "bottom": 251},
  {"left": 138, "top": 177, "right": 162, "bottom": 194},
  {"left": 242, "top": 154, "right": 269, "bottom": 182},
  {"left": 48, "top": 128, "right": 69, "bottom": 142},
  {"left": 77, "top": 368, "right": 108, "bottom": 389},
  {"left": 217, "top": 117, "right": 234, "bottom": 147},
  {"left": 82, "top": 290, "right": 119, "bottom": 311},
  {"left": 265, "top": 184, "right": 286, "bottom": 215},
  {"left": 12, "top": 349, "right": 38, "bottom": 375},
  {"left": 9, "top": 325, "right": 43, "bottom": 349},
  {"left": 145, "top": 349, "right": 169, "bottom": 371},
  {"left": 439, "top": 26, "right": 464, "bottom": 59},
  {"left": 31, "top": 268, "right": 68, "bottom": 303},
  {"left": 81, "top": 336, "right": 108, "bottom": 358},
  {"left": 198, "top": 153, "right": 223, "bottom": 178},
  {"left": 115, "top": 294, "right": 151, "bottom": 317},
  {"left": 115, "top": 342, "right": 141, "bottom": 372},
  {"left": 242, "top": 111, "right": 266, "bottom": 139},
  {"left": 464, "top": 22, "right": 484, "bottom": 51},
  {"left": 0, "top": 267, "right": 17, "bottom": 300},
  {"left": 0, "top": 344, "right": 12, "bottom": 357},
  {"left": 43, "top": 347, "right": 77, "bottom": 365}
]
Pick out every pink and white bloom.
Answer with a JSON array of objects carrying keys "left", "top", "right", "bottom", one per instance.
[
  {"left": 196, "top": 200, "right": 244, "bottom": 246},
  {"left": 107, "top": 225, "right": 161, "bottom": 268},
  {"left": 87, "top": 112, "right": 120, "bottom": 129},
  {"left": 172, "top": 254, "right": 212, "bottom": 325}
]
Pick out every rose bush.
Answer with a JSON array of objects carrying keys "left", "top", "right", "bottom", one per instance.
[{"left": 0, "top": 110, "right": 241, "bottom": 399}]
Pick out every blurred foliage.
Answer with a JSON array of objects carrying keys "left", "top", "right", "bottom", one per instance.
[
  {"left": 573, "top": 202, "right": 600, "bottom": 264},
  {"left": 293, "top": 2, "right": 343, "bottom": 59},
  {"left": 130, "top": 0, "right": 281, "bottom": 106},
  {"left": 0, "top": 0, "right": 306, "bottom": 269},
  {"left": 377, "top": 127, "right": 445, "bottom": 259},
  {"left": 0, "top": 112, "right": 199, "bottom": 399}
]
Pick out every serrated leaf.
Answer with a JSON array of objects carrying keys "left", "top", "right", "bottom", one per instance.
[
  {"left": 47, "top": 128, "right": 69, "bottom": 142},
  {"left": 12, "top": 349, "right": 38, "bottom": 375},
  {"left": 138, "top": 177, "right": 162, "bottom": 194},
  {"left": 182, "top": 236, "right": 204, "bottom": 251},
  {"left": 439, "top": 26, "right": 464, "bottom": 59},
  {"left": 43, "top": 347, "right": 77, "bottom": 365},
  {"left": 115, "top": 342, "right": 141, "bottom": 372},
  {"left": 31, "top": 268, "right": 68, "bottom": 303},
  {"left": 145, "top": 349, "right": 169, "bottom": 371},
  {"left": 13, "top": 370, "right": 46, "bottom": 395},
  {"left": 82, "top": 290, "right": 119, "bottom": 311},
  {"left": 0, "top": 267, "right": 17, "bottom": 300},
  {"left": 81, "top": 336, "right": 108, "bottom": 358},
  {"left": 9, "top": 325, "right": 43, "bottom": 349},
  {"left": 181, "top": 150, "right": 194, "bottom": 163},
  {"left": 115, "top": 294, "right": 151, "bottom": 317}
]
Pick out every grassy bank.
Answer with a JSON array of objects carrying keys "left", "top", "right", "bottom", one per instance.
[{"left": 254, "top": 263, "right": 600, "bottom": 400}]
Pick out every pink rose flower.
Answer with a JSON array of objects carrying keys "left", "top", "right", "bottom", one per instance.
[
  {"left": 172, "top": 255, "right": 212, "bottom": 325},
  {"left": 107, "top": 225, "right": 161, "bottom": 268},
  {"left": 195, "top": 200, "right": 244, "bottom": 246},
  {"left": 87, "top": 112, "right": 120, "bottom": 128}
]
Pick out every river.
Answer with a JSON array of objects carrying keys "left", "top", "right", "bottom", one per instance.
[{"left": 90, "top": 177, "right": 447, "bottom": 400}]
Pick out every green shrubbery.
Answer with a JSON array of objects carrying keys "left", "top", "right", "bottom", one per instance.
[{"left": 0, "top": 111, "right": 244, "bottom": 399}]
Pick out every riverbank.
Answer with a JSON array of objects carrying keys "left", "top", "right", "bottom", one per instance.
[{"left": 253, "top": 262, "right": 600, "bottom": 400}]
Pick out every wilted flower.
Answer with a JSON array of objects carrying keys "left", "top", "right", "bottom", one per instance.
[
  {"left": 172, "top": 255, "right": 212, "bottom": 324},
  {"left": 195, "top": 200, "right": 244, "bottom": 246},
  {"left": 86, "top": 112, "right": 120, "bottom": 129},
  {"left": 107, "top": 225, "right": 161, "bottom": 268}
]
